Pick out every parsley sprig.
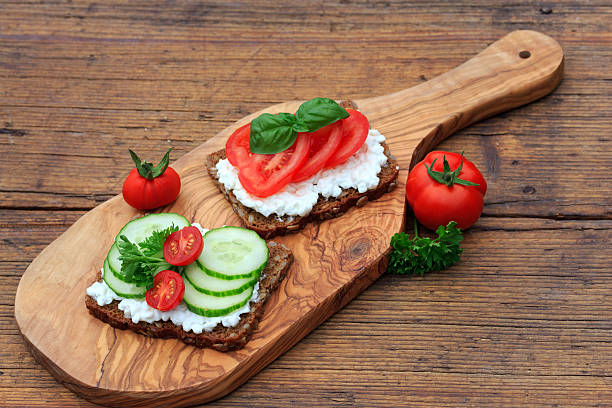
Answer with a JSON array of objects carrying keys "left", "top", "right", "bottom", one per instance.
[
  {"left": 388, "top": 220, "right": 463, "bottom": 275},
  {"left": 116, "top": 225, "right": 179, "bottom": 289}
]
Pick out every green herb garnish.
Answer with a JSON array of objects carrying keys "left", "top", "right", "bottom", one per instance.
[
  {"left": 424, "top": 152, "right": 480, "bottom": 187},
  {"left": 249, "top": 97, "right": 349, "bottom": 154},
  {"left": 129, "top": 148, "right": 172, "bottom": 180},
  {"left": 117, "top": 225, "right": 179, "bottom": 289},
  {"left": 388, "top": 220, "right": 463, "bottom": 275}
]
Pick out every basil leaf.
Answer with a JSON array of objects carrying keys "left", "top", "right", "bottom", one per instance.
[
  {"left": 291, "top": 121, "right": 310, "bottom": 133},
  {"left": 295, "top": 97, "right": 349, "bottom": 132},
  {"left": 250, "top": 112, "right": 298, "bottom": 154},
  {"left": 248, "top": 98, "right": 349, "bottom": 154}
]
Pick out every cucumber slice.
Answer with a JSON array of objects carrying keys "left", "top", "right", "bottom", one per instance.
[
  {"left": 102, "top": 258, "right": 146, "bottom": 299},
  {"left": 184, "top": 261, "right": 258, "bottom": 297},
  {"left": 105, "top": 244, "right": 125, "bottom": 281},
  {"left": 183, "top": 277, "right": 255, "bottom": 317},
  {"left": 107, "top": 213, "right": 190, "bottom": 282},
  {"left": 115, "top": 213, "right": 190, "bottom": 244},
  {"left": 198, "top": 226, "right": 268, "bottom": 281}
]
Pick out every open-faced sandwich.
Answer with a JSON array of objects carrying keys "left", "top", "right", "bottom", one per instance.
[
  {"left": 86, "top": 213, "right": 293, "bottom": 351},
  {"left": 206, "top": 98, "right": 399, "bottom": 239}
]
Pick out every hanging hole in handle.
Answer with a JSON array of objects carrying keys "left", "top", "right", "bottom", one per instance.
[{"left": 519, "top": 50, "right": 531, "bottom": 59}]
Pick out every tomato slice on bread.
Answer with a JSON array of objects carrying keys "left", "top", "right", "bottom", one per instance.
[
  {"left": 291, "top": 121, "right": 343, "bottom": 183},
  {"left": 225, "top": 123, "right": 251, "bottom": 168},
  {"left": 146, "top": 270, "right": 185, "bottom": 311},
  {"left": 163, "top": 226, "right": 204, "bottom": 266},
  {"left": 325, "top": 109, "right": 369, "bottom": 168},
  {"left": 238, "top": 132, "right": 310, "bottom": 197}
]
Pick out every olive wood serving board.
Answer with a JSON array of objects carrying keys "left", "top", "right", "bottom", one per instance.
[{"left": 15, "top": 30, "right": 563, "bottom": 407}]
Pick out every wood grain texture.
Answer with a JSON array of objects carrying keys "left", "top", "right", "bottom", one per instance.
[
  {"left": 12, "top": 30, "right": 564, "bottom": 407},
  {"left": 2, "top": 1, "right": 611, "bottom": 407}
]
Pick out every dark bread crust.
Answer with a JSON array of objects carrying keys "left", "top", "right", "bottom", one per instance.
[
  {"left": 205, "top": 144, "right": 399, "bottom": 240},
  {"left": 85, "top": 242, "right": 293, "bottom": 352}
]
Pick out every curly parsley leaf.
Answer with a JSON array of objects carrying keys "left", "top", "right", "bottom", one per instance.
[
  {"left": 388, "top": 221, "right": 463, "bottom": 276},
  {"left": 138, "top": 225, "right": 178, "bottom": 256},
  {"left": 116, "top": 225, "right": 179, "bottom": 289}
]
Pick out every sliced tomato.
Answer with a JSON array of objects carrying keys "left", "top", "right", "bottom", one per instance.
[
  {"left": 238, "top": 132, "right": 310, "bottom": 197},
  {"left": 291, "top": 121, "right": 343, "bottom": 183},
  {"left": 325, "top": 109, "right": 370, "bottom": 168},
  {"left": 163, "top": 226, "right": 204, "bottom": 266},
  {"left": 225, "top": 123, "right": 251, "bottom": 168},
  {"left": 146, "top": 270, "right": 185, "bottom": 311}
]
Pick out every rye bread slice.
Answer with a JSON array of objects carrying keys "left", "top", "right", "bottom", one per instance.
[
  {"left": 205, "top": 144, "right": 399, "bottom": 240},
  {"left": 85, "top": 242, "right": 293, "bottom": 352}
]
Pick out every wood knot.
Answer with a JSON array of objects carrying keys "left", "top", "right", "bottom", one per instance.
[
  {"left": 338, "top": 227, "right": 385, "bottom": 272},
  {"left": 519, "top": 50, "right": 531, "bottom": 59},
  {"left": 523, "top": 186, "right": 536, "bottom": 194},
  {"left": 351, "top": 239, "right": 369, "bottom": 258},
  {"left": 342, "top": 237, "right": 371, "bottom": 264}
]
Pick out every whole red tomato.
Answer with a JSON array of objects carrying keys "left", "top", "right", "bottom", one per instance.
[
  {"left": 406, "top": 151, "right": 486, "bottom": 231},
  {"left": 122, "top": 148, "right": 181, "bottom": 210}
]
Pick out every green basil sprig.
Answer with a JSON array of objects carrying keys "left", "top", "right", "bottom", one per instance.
[{"left": 249, "top": 97, "right": 349, "bottom": 154}]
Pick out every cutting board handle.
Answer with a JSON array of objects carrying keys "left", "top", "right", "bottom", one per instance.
[{"left": 361, "top": 30, "right": 564, "bottom": 166}]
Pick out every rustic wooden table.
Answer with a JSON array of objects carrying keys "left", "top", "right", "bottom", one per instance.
[{"left": 2, "top": 1, "right": 611, "bottom": 407}]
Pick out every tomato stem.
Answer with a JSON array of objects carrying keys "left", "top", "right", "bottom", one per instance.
[
  {"left": 424, "top": 152, "right": 480, "bottom": 187},
  {"left": 129, "top": 148, "right": 172, "bottom": 180}
]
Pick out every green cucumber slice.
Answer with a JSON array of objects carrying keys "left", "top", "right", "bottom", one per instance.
[
  {"left": 107, "top": 213, "right": 190, "bottom": 283},
  {"left": 105, "top": 244, "right": 125, "bottom": 281},
  {"left": 115, "top": 213, "right": 190, "bottom": 244},
  {"left": 182, "top": 277, "right": 255, "bottom": 317},
  {"left": 198, "top": 226, "right": 268, "bottom": 281},
  {"left": 184, "top": 261, "right": 258, "bottom": 297},
  {"left": 102, "top": 258, "right": 146, "bottom": 299}
]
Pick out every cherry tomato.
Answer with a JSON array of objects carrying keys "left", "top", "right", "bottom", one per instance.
[
  {"left": 238, "top": 131, "right": 310, "bottom": 197},
  {"left": 163, "top": 226, "right": 204, "bottom": 266},
  {"left": 291, "top": 121, "right": 343, "bottom": 183},
  {"left": 406, "top": 151, "right": 487, "bottom": 231},
  {"left": 122, "top": 149, "right": 181, "bottom": 210},
  {"left": 225, "top": 123, "right": 251, "bottom": 168},
  {"left": 146, "top": 270, "right": 185, "bottom": 311},
  {"left": 325, "top": 109, "right": 369, "bottom": 168}
]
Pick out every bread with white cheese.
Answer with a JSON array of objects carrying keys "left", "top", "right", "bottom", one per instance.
[
  {"left": 85, "top": 241, "right": 293, "bottom": 351},
  {"left": 205, "top": 101, "right": 399, "bottom": 239}
]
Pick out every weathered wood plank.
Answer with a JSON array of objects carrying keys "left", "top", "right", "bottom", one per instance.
[
  {"left": 0, "top": 11, "right": 609, "bottom": 215},
  {"left": 1, "top": 62, "right": 610, "bottom": 216},
  {"left": 0, "top": 371, "right": 610, "bottom": 407},
  {"left": 2, "top": 217, "right": 611, "bottom": 406}
]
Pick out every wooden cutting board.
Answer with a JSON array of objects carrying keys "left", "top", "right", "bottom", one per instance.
[{"left": 15, "top": 30, "right": 563, "bottom": 407}]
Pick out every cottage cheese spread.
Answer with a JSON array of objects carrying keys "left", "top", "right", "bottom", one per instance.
[
  {"left": 215, "top": 128, "right": 388, "bottom": 217},
  {"left": 85, "top": 224, "right": 260, "bottom": 334}
]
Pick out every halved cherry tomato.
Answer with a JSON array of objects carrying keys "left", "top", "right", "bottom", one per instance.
[
  {"left": 225, "top": 123, "right": 251, "bottom": 168},
  {"left": 291, "top": 121, "right": 343, "bottom": 183},
  {"left": 238, "top": 132, "right": 310, "bottom": 197},
  {"left": 146, "top": 270, "right": 185, "bottom": 311},
  {"left": 163, "top": 226, "right": 203, "bottom": 266},
  {"left": 325, "top": 109, "right": 369, "bottom": 168}
]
